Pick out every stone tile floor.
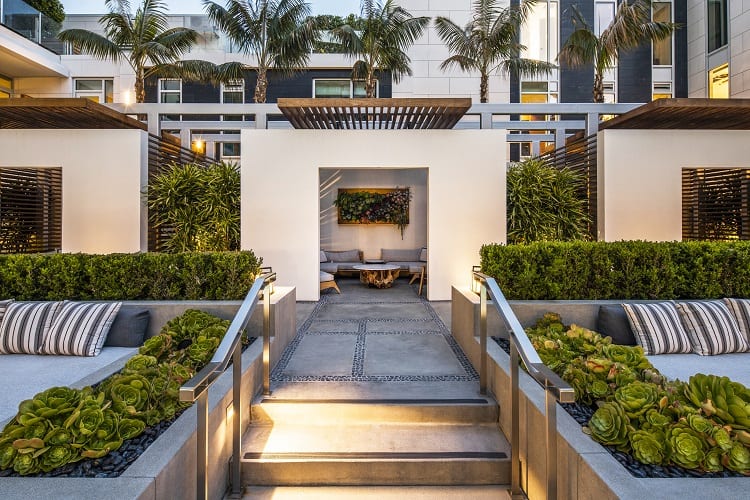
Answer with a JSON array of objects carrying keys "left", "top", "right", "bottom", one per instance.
[{"left": 271, "top": 278, "right": 478, "bottom": 386}]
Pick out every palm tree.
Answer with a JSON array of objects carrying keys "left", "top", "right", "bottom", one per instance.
[
  {"left": 203, "top": 0, "right": 318, "bottom": 103},
  {"left": 331, "top": 0, "right": 429, "bottom": 98},
  {"left": 435, "top": 0, "right": 554, "bottom": 103},
  {"left": 558, "top": 1, "right": 678, "bottom": 103},
  {"left": 58, "top": 0, "right": 242, "bottom": 103}
]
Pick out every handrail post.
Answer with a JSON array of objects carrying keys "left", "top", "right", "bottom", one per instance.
[
  {"left": 230, "top": 344, "right": 242, "bottom": 497},
  {"left": 479, "top": 282, "right": 488, "bottom": 395},
  {"left": 196, "top": 390, "right": 209, "bottom": 500},
  {"left": 510, "top": 339, "right": 522, "bottom": 498},
  {"left": 546, "top": 383, "right": 558, "bottom": 500},
  {"left": 263, "top": 286, "right": 271, "bottom": 396}
]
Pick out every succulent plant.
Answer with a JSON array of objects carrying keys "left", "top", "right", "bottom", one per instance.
[
  {"left": 702, "top": 447, "right": 725, "bottom": 472},
  {"left": 139, "top": 334, "right": 173, "bottom": 361},
  {"left": 667, "top": 425, "right": 707, "bottom": 469},
  {"left": 124, "top": 354, "right": 158, "bottom": 373},
  {"left": 615, "top": 381, "right": 661, "bottom": 419},
  {"left": 586, "top": 401, "right": 631, "bottom": 450},
  {"left": 723, "top": 442, "right": 750, "bottom": 474},
  {"left": 629, "top": 429, "right": 666, "bottom": 465}
]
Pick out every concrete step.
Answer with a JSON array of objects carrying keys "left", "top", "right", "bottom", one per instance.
[
  {"left": 241, "top": 422, "right": 510, "bottom": 486},
  {"left": 240, "top": 485, "right": 512, "bottom": 499},
  {"left": 252, "top": 397, "right": 499, "bottom": 425}
]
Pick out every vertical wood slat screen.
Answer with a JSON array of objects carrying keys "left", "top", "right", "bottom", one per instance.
[
  {"left": 536, "top": 134, "right": 598, "bottom": 240},
  {"left": 0, "top": 167, "right": 62, "bottom": 254},
  {"left": 682, "top": 168, "right": 750, "bottom": 241},
  {"left": 147, "top": 134, "right": 213, "bottom": 252}
]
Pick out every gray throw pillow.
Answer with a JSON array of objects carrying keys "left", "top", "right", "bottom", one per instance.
[
  {"left": 597, "top": 304, "right": 637, "bottom": 346},
  {"left": 104, "top": 307, "right": 150, "bottom": 347}
]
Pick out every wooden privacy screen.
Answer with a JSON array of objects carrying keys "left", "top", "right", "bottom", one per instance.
[{"left": 683, "top": 168, "right": 750, "bottom": 241}]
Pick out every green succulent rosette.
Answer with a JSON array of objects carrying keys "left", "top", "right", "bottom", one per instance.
[
  {"left": 562, "top": 367, "right": 592, "bottom": 404},
  {"left": 644, "top": 409, "right": 672, "bottom": 427},
  {"left": 606, "top": 362, "right": 637, "bottom": 388},
  {"left": 0, "top": 438, "right": 17, "bottom": 469},
  {"left": 686, "top": 414, "right": 714, "bottom": 435},
  {"left": 124, "top": 354, "right": 159, "bottom": 373},
  {"left": 44, "top": 426, "right": 73, "bottom": 446},
  {"left": 12, "top": 452, "right": 40, "bottom": 475},
  {"left": 185, "top": 336, "right": 220, "bottom": 367},
  {"left": 105, "top": 374, "right": 152, "bottom": 416},
  {"left": 629, "top": 429, "right": 665, "bottom": 465},
  {"left": 723, "top": 442, "right": 750, "bottom": 474},
  {"left": 119, "top": 418, "right": 146, "bottom": 441},
  {"left": 614, "top": 381, "right": 661, "bottom": 419},
  {"left": 589, "top": 379, "right": 612, "bottom": 401},
  {"left": 586, "top": 401, "right": 630, "bottom": 449},
  {"left": 667, "top": 425, "right": 707, "bottom": 469},
  {"left": 139, "top": 334, "right": 173, "bottom": 361},
  {"left": 702, "top": 447, "right": 725, "bottom": 472},
  {"left": 602, "top": 344, "right": 652, "bottom": 371},
  {"left": 39, "top": 444, "right": 77, "bottom": 472}
]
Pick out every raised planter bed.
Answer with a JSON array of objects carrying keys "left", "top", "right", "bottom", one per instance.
[
  {"left": 0, "top": 287, "right": 296, "bottom": 500},
  {"left": 451, "top": 287, "right": 750, "bottom": 499}
]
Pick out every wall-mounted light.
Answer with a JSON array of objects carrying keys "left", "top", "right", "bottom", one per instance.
[
  {"left": 471, "top": 265, "right": 483, "bottom": 295},
  {"left": 122, "top": 89, "right": 132, "bottom": 106},
  {"left": 191, "top": 138, "right": 206, "bottom": 155}
]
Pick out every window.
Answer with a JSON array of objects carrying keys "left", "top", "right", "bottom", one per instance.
[
  {"left": 159, "top": 79, "right": 182, "bottom": 103},
  {"left": 313, "top": 79, "right": 373, "bottom": 98},
  {"left": 709, "top": 64, "right": 729, "bottom": 98},
  {"left": 0, "top": 167, "right": 62, "bottom": 254},
  {"left": 707, "top": 0, "right": 728, "bottom": 53},
  {"left": 520, "top": 0, "right": 558, "bottom": 64},
  {"left": 602, "top": 82, "right": 616, "bottom": 103},
  {"left": 595, "top": 1, "right": 615, "bottom": 36},
  {"left": 74, "top": 79, "right": 113, "bottom": 103},
  {"left": 652, "top": 2, "right": 672, "bottom": 65},
  {"left": 0, "top": 75, "right": 11, "bottom": 98},
  {"left": 221, "top": 79, "right": 244, "bottom": 103},
  {"left": 653, "top": 82, "right": 672, "bottom": 100},
  {"left": 519, "top": 82, "right": 557, "bottom": 157}
]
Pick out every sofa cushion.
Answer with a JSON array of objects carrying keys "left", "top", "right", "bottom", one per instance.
[
  {"left": 419, "top": 248, "right": 428, "bottom": 262},
  {"left": 40, "top": 301, "right": 122, "bottom": 356},
  {"left": 0, "top": 299, "right": 13, "bottom": 325},
  {"left": 724, "top": 298, "right": 750, "bottom": 343},
  {"left": 381, "top": 248, "right": 421, "bottom": 262},
  {"left": 675, "top": 301, "right": 749, "bottom": 355},
  {"left": 320, "top": 250, "right": 328, "bottom": 263},
  {"left": 0, "top": 301, "right": 62, "bottom": 354},
  {"left": 326, "top": 249, "right": 360, "bottom": 262},
  {"left": 622, "top": 302, "right": 692, "bottom": 355},
  {"left": 320, "top": 271, "right": 335, "bottom": 282},
  {"left": 320, "top": 262, "right": 339, "bottom": 274},
  {"left": 104, "top": 306, "right": 150, "bottom": 347},
  {"left": 596, "top": 305, "right": 637, "bottom": 346}
]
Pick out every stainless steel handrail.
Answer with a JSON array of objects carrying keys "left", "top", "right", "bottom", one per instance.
[
  {"left": 473, "top": 271, "right": 575, "bottom": 500},
  {"left": 180, "top": 267, "right": 276, "bottom": 500}
]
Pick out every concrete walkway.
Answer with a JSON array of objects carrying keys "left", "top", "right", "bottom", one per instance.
[{"left": 270, "top": 277, "right": 478, "bottom": 399}]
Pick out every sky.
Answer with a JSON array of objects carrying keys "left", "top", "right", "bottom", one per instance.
[{"left": 61, "top": 1, "right": 361, "bottom": 16}]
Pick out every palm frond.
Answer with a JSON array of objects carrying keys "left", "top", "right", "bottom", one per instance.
[
  {"left": 150, "top": 60, "right": 245, "bottom": 84},
  {"left": 558, "top": 28, "right": 599, "bottom": 67},
  {"left": 498, "top": 57, "right": 556, "bottom": 80},
  {"left": 57, "top": 29, "right": 123, "bottom": 62}
]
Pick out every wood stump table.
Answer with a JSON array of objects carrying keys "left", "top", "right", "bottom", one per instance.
[{"left": 353, "top": 264, "right": 401, "bottom": 288}]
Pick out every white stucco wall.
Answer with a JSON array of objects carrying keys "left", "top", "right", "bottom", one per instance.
[
  {"left": 242, "top": 129, "right": 506, "bottom": 301},
  {"left": 320, "top": 168, "right": 428, "bottom": 258},
  {"left": 597, "top": 129, "right": 750, "bottom": 241},
  {"left": 0, "top": 129, "right": 148, "bottom": 253}
]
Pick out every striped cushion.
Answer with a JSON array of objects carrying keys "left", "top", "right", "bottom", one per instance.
[
  {"left": 622, "top": 302, "right": 692, "bottom": 355},
  {"left": 0, "top": 299, "right": 13, "bottom": 325},
  {"left": 724, "top": 298, "right": 750, "bottom": 344},
  {"left": 39, "top": 302, "right": 122, "bottom": 357},
  {"left": 676, "top": 301, "right": 749, "bottom": 355},
  {"left": 0, "top": 301, "right": 63, "bottom": 354}
]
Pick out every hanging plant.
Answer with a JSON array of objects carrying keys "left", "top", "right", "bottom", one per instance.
[{"left": 334, "top": 187, "right": 411, "bottom": 238}]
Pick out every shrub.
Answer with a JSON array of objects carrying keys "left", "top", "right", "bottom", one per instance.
[
  {"left": 480, "top": 241, "right": 750, "bottom": 300},
  {"left": 146, "top": 162, "right": 241, "bottom": 252},
  {"left": 0, "top": 251, "right": 262, "bottom": 300},
  {"left": 526, "top": 314, "right": 750, "bottom": 474},
  {"left": 0, "top": 309, "right": 240, "bottom": 476},
  {"left": 506, "top": 158, "right": 590, "bottom": 244}
]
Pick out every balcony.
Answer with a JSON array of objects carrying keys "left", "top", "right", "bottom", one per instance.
[{"left": 0, "top": 0, "right": 64, "bottom": 54}]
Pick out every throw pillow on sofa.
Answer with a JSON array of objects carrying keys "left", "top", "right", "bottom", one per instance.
[
  {"left": 676, "top": 301, "right": 750, "bottom": 355},
  {"left": 0, "top": 301, "right": 63, "bottom": 354},
  {"left": 0, "top": 299, "right": 13, "bottom": 325},
  {"left": 723, "top": 298, "right": 750, "bottom": 344},
  {"left": 596, "top": 304, "right": 637, "bottom": 346},
  {"left": 622, "top": 302, "right": 692, "bottom": 355},
  {"left": 40, "top": 301, "right": 122, "bottom": 357},
  {"left": 104, "top": 307, "right": 150, "bottom": 348},
  {"left": 326, "top": 250, "right": 360, "bottom": 262}
]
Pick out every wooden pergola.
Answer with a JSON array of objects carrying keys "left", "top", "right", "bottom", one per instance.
[
  {"left": 277, "top": 98, "right": 472, "bottom": 130},
  {"left": 599, "top": 98, "right": 750, "bottom": 130},
  {"left": 0, "top": 98, "right": 146, "bottom": 130}
]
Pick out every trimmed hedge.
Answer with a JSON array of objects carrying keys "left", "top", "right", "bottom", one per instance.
[
  {"left": 0, "top": 252, "right": 262, "bottom": 300},
  {"left": 480, "top": 241, "right": 750, "bottom": 300}
]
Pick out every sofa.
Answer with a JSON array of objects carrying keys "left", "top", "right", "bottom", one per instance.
[
  {"left": 0, "top": 300, "right": 242, "bottom": 426},
  {"left": 320, "top": 249, "right": 363, "bottom": 274},
  {"left": 507, "top": 299, "right": 750, "bottom": 387}
]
